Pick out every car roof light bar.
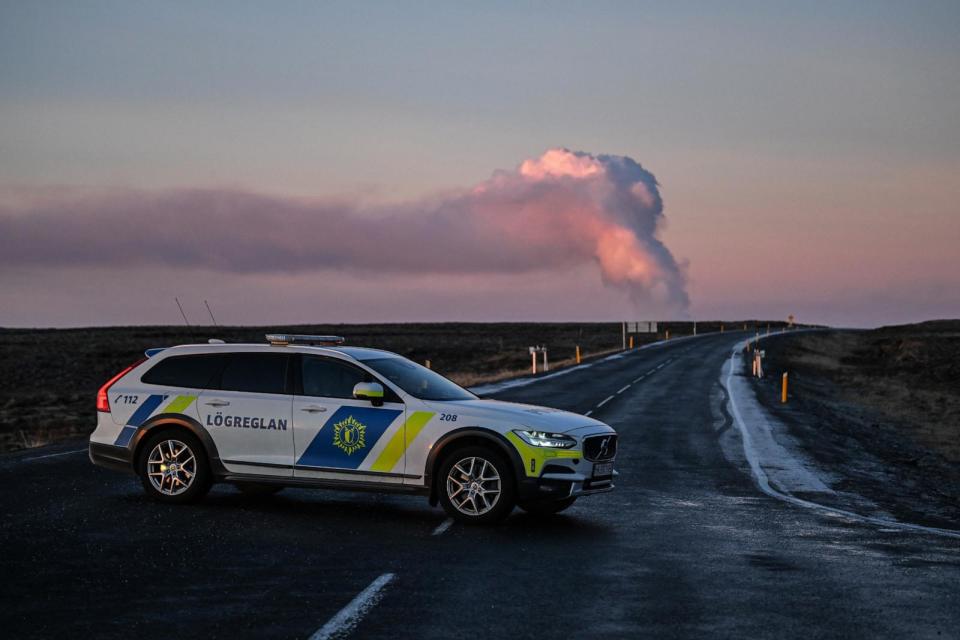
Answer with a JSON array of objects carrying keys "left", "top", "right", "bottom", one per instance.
[{"left": 265, "top": 334, "right": 346, "bottom": 346}]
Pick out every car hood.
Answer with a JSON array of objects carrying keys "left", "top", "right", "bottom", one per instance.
[{"left": 426, "top": 399, "right": 609, "bottom": 434}]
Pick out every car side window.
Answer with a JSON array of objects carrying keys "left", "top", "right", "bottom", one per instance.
[
  {"left": 141, "top": 354, "right": 227, "bottom": 389},
  {"left": 217, "top": 353, "right": 291, "bottom": 395},
  {"left": 301, "top": 357, "right": 370, "bottom": 399}
]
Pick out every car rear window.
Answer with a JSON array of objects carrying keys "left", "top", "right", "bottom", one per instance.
[
  {"left": 141, "top": 354, "right": 227, "bottom": 389},
  {"left": 217, "top": 353, "right": 291, "bottom": 395}
]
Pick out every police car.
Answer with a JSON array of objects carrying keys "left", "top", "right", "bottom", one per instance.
[{"left": 89, "top": 334, "right": 617, "bottom": 524}]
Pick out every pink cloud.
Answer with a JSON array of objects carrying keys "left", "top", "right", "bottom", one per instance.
[{"left": 0, "top": 148, "right": 688, "bottom": 312}]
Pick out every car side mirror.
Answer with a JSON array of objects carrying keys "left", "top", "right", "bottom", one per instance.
[{"left": 353, "top": 381, "right": 384, "bottom": 407}]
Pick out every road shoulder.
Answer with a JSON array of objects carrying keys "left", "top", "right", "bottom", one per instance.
[{"left": 723, "top": 331, "right": 960, "bottom": 538}]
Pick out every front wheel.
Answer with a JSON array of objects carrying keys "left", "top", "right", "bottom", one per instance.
[
  {"left": 138, "top": 431, "right": 211, "bottom": 504},
  {"left": 518, "top": 496, "right": 577, "bottom": 516},
  {"left": 438, "top": 446, "right": 515, "bottom": 524}
]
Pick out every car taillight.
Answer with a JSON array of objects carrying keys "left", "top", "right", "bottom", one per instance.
[{"left": 96, "top": 359, "right": 145, "bottom": 413}]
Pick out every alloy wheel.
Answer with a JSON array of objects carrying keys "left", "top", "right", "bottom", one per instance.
[
  {"left": 147, "top": 439, "right": 196, "bottom": 496},
  {"left": 445, "top": 456, "right": 501, "bottom": 516}
]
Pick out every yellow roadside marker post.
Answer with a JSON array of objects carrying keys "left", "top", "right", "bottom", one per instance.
[
  {"left": 575, "top": 345, "right": 581, "bottom": 364},
  {"left": 629, "top": 335, "right": 634, "bottom": 349},
  {"left": 781, "top": 373, "right": 789, "bottom": 403}
]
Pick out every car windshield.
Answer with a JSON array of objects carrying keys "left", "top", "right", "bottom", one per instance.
[{"left": 361, "top": 357, "right": 476, "bottom": 401}]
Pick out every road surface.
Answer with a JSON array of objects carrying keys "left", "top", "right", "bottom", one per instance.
[{"left": 1, "top": 331, "right": 957, "bottom": 639}]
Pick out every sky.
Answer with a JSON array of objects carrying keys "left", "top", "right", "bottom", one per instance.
[{"left": 1, "top": 1, "right": 958, "bottom": 328}]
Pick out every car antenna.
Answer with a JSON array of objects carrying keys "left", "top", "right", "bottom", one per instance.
[
  {"left": 204, "top": 299, "right": 218, "bottom": 327},
  {"left": 174, "top": 297, "right": 191, "bottom": 327}
]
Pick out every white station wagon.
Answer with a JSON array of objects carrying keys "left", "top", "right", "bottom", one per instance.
[{"left": 89, "top": 334, "right": 618, "bottom": 523}]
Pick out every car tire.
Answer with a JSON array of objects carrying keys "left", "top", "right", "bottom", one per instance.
[
  {"left": 137, "top": 430, "right": 212, "bottom": 504},
  {"left": 236, "top": 483, "right": 284, "bottom": 498},
  {"left": 438, "top": 445, "right": 515, "bottom": 525},
  {"left": 518, "top": 496, "right": 577, "bottom": 516}
]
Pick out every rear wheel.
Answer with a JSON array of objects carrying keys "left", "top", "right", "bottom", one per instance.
[
  {"left": 138, "top": 430, "right": 211, "bottom": 504},
  {"left": 438, "top": 446, "right": 515, "bottom": 524},
  {"left": 518, "top": 496, "right": 577, "bottom": 516}
]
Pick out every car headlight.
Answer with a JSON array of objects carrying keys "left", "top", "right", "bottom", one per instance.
[{"left": 514, "top": 429, "right": 577, "bottom": 449}]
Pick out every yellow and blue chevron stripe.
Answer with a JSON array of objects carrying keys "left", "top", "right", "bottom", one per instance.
[{"left": 113, "top": 394, "right": 196, "bottom": 447}]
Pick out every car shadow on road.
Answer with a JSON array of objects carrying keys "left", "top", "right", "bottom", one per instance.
[
  {"left": 499, "top": 511, "right": 615, "bottom": 539},
  {"left": 116, "top": 484, "right": 614, "bottom": 540}
]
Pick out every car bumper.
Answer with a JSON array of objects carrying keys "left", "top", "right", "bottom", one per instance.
[
  {"left": 89, "top": 441, "right": 134, "bottom": 474},
  {"left": 517, "top": 467, "right": 617, "bottom": 501}
]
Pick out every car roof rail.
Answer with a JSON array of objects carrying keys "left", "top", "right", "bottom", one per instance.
[{"left": 265, "top": 334, "right": 346, "bottom": 346}]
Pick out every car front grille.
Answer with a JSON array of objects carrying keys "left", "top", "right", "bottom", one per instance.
[{"left": 583, "top": 434, "right": 618, "bottom": 461}]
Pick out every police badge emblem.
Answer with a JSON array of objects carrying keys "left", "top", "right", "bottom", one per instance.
[{"left": 332, "top": 415, "right": 366, "bottom": 455}]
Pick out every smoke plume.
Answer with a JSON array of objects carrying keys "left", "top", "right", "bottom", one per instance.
[{"left": 0, "top": 149, "right": 688, "bottom": 310}]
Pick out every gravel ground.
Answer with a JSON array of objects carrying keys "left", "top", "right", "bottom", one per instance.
[{"left": 751, "top": 322, "right": 960, "bottom": 530}]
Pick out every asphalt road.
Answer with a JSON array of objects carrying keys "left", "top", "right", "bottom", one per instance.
[{"left": 2, "top": 331, "right": 958, "bottom": 639}]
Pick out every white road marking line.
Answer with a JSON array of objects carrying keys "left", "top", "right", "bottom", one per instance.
[
  {"left": 584, "top": 410, "right": 593, "bottom": 417},
  {"left": 431, "top": 518, "right": 454, "bottom": 536},
  {"left": 309, "top": 573, "right": 396, "bottom": 640},
  {"left": 616, "top": 384, "right": 631, "bottom": 394},
  {"left": 646, "top": 369, "right": 656, "bottom": 375},
  {"left": 22, "top": 449, "right": 86, "bottom": 462},
  {"left": 633, "top": 375, "right": 645, "bottom": 383},
  {"left": 596, "top": 395, "right": 615, "bottom": 408}
]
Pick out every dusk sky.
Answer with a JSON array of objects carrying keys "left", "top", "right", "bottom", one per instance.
[{"left": 1, "top": 1, "right": 958, "bottom": 328}]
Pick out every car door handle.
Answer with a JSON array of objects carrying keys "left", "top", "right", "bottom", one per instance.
[
  {"left": 205, "top": 399, "right": 230, "bottom": 407},
  {"left": 301, "top": 405, "right": 328, "bottom": 413}
]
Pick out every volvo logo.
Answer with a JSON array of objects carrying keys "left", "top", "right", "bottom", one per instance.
[{"left": 598, "top": 436, "right": 613, "bottom": 459}]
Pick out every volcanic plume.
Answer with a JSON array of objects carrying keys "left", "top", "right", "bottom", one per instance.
[{"left": 0, "top": 148, "right": 688, "bottom": 311}]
